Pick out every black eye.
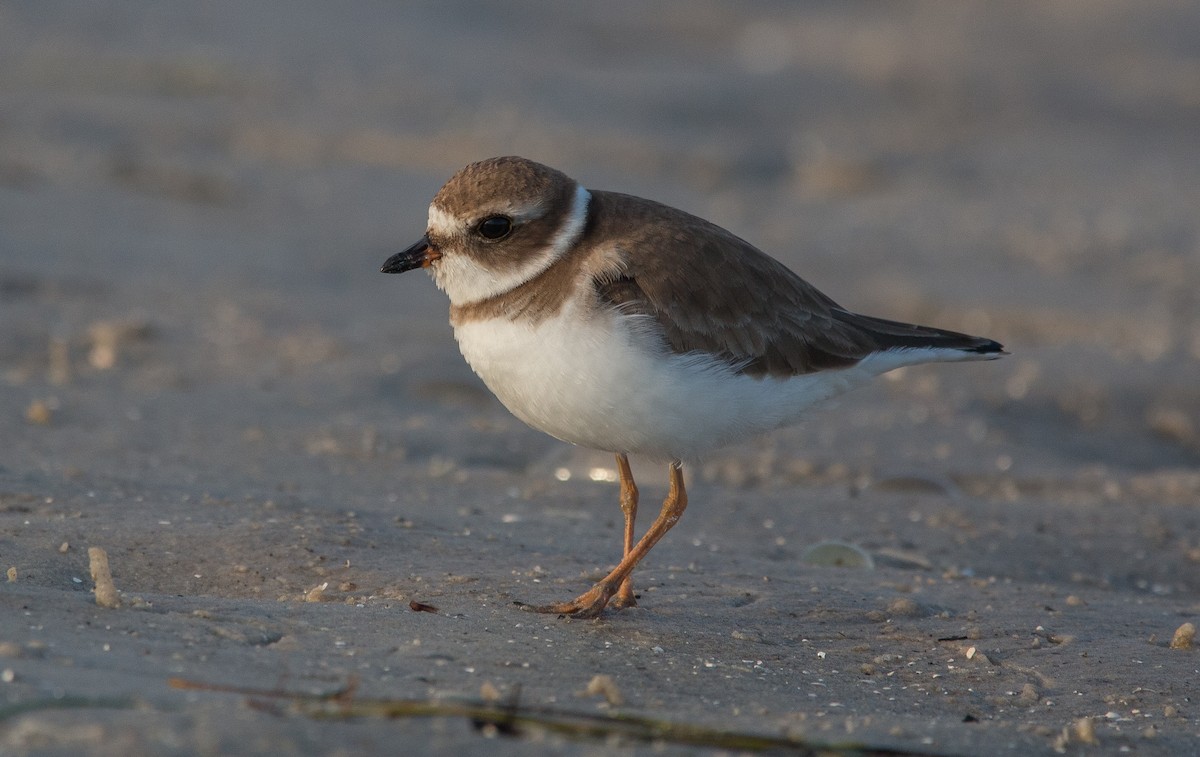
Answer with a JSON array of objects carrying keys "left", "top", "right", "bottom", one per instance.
[{"left": 477, "top": 215, "right": 512, "bottom": 240}]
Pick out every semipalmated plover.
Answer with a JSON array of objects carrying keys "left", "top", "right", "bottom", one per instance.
[{"left": 382, "top": 156, "right": 1004, "bottom": 618}]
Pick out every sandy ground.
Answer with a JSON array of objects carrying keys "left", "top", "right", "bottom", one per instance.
[{"left": 2, "top": 1, "right": 1199, "bottom": 754}]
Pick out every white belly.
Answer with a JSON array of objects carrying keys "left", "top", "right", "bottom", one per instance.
[{"left": 451, "top": 301, "right": 887, "bottom": 461}]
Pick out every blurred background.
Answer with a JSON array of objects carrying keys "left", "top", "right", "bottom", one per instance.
[{"left": 4, "top": 0, "right": 1197, "bottom": 488}]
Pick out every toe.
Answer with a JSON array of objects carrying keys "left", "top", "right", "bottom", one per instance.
[
  {"left": 521, "top": 584, "right": 614, "bottom": 618},
  {"left": 612, "top": 592, "right": 638, "bottom": 610}
]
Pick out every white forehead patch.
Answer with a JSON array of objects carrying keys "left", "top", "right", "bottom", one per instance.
[{"left": 427, "top": 203, "right": 465, "bottom": 236}]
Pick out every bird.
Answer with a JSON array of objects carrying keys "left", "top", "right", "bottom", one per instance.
[{"left": 381, "top": 156, "right": 1004, "bottom": 618}]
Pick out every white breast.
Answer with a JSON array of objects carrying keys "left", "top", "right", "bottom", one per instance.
[{"left": 451, "top": 300, "right": 896, "bottom": 461}]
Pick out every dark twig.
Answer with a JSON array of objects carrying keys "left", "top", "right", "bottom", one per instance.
[{"left": 168, "top": 676, "right": 936, "bottom": 755}]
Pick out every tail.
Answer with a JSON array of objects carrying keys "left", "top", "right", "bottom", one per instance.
[{"left": 834, "top": 310, "right": 1007, "bottom": 366}]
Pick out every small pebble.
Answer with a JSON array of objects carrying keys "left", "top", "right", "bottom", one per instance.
[
  {"left": 1169, "top": 622, "right": 1195, "bottom": 650},
  {"left": 5, "top": 567, "right": 15, "bottom": 583},
  {"left": 1051, "top": 730, "right": 1069, "bottom": 752},
  {"left": 88, "top": 547, "right": 121, "bottom": 608},
  {"left": 886, "top": 597, "right": 923, "bottom": 618},
  {"left": 58, "top": 542, "right": 70, "bottom": 554},
  {"left": 1073, "top": 717, "right": 1098, "bottom": 745},
  {"left": 480, "top": 681, "right": 500, "bottom": 702},
  {"left": 1018, "top": 683, "right": 1040, "bottom": 704},
  {"left": 25, "top": 400, "right": 52, "bottom": 425},
  {"left": 801, "top": 541, "right": 874, "bottom": 569},
  {"left": 1147, "top": 407, "right": 1195, "bottom": 445},
  {"left": 584, "top": 674, "right": 623, "bottom": 706},
  {"left": 304, "top": 583, "right": 328, "bottom": 602}
]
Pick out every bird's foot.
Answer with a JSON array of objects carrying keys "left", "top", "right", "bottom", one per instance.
[
  {"left": 519, "top": 583, "right": 616, "bottom": 619},
  {"left": 612, "top": 579, "right": 638, "bottom": 609}
]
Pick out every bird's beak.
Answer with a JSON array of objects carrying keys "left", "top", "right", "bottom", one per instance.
[{"left": 381, "top": 236, "right": 442, "bottom": 274}]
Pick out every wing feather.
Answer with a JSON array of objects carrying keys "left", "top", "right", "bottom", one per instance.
[{"left": 587, "top": 190, "right": 1001, "bottom": 378}]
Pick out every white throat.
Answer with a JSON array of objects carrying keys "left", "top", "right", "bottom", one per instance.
[{"left": 430, "top": 183, "right": 591, "bottom": 306}]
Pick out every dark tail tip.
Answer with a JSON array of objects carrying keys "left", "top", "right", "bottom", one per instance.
[
  {"left": 960, "top": 340, "right": 1008, "bottom": 357},
  {"left": 967, "top": 339, "right": 1006, "bottom": 355}
]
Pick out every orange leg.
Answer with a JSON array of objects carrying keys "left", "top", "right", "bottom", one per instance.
[
  {"left": 531, "top": 461, "right": 687, "bottom": 619},
  {"left": 612, "top": 454, "right": 639, "bottom": 609}
]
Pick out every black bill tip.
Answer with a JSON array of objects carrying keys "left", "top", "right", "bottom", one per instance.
[{"left": 381, "top": 237, "right": 437, "bottom": 274}]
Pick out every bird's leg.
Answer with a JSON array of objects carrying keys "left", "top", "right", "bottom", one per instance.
[
  {"left": 612, "top": 453, "right": 639, "bottom": 609},
  {"left": 531, "top": 461, "right": 687, "bottom": 619}
]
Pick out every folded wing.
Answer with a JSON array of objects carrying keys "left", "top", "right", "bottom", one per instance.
[{"left": 589, "top": 191, "right": 1003, "bottom": 379}]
